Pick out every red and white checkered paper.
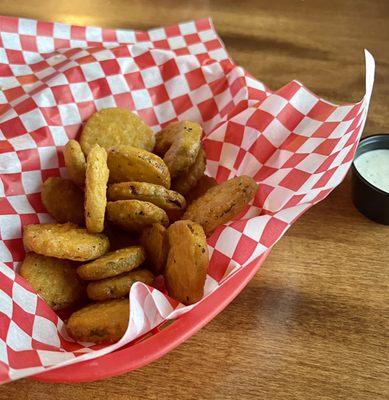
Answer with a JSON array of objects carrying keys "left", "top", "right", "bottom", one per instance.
[{"left": 0, "top": 15, "right": 374, "bottom": 383}]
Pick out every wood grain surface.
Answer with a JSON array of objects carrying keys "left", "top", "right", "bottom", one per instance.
[{"left": 1, "top": 1, "right": 388, "bottom": 399}]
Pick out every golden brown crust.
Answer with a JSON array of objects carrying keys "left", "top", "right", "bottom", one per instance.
[
  {"left": 163, "top": 121, "right": 202, "bottom": 179},
  {"left": 107, "top": 145, "right": 170, "bottom": 188},
  {"left": 20, "top": 252, "right": 85, "bottom": 310},
  {"left": 106, "top": 200, "right": 169, "bottom": 232},
  {"left": 79, "top": 108, "right": 155, "bottom": 155},
  {"left": 86, "top": 269, "right": 154, "bottom": 301},
  {"left": 172, "top": 147, "right": 206, "bottom": 195},
  {"left": 108, "top": 182, "right": 186, "bottom": 211},
  {"left": 154, "top": 121, "right": 181, "bottom": 156},
  {"left": 139, "top": 223, "right": 168, "bottom": 274},
  {"left": 85, "top": 145, "right": 109, "bottom": 233},
  {"left": 165, "top": 220, "right": 209, "bottom": 305},
  {"left": 41, "top": 177, "right": 84, "bottom": 225},
  {"left": 183, "top": 176, "right": 258, "bottom": 236},
  {"left": 63, "top": 140, "right": 86, "bottom": 186},
  {"left": 77, "top": 246, "right": 145, "bottom": 280},
  {"left": 185, "top": 175, "right": 217, "bottom": 204},
  {"left": 23, "top": 223, "right": 110, "bottom": 261},
  {"left": 66, "top": 299, "right": 129, "bottom": 344}
]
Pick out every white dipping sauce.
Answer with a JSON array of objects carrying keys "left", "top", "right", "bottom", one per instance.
[{"left": 354, "top": 149, "right": 389, "bottom": 193}]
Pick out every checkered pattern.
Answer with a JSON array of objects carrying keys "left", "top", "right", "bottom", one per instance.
[{"left": 0, "top": 15, "right": 374, "bottom": 383}]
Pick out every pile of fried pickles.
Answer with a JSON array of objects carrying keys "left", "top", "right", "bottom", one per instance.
[{"left": 20, "top": 108, "right": 258, "bottom": 344}]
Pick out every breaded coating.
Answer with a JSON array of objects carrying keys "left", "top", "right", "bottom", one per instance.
[
  {"left": 80, "top": 108, "right": 155, "bottom": 155},
  {"left": 85, "top": 144, "right": 109, "bottom": 233},
  {"left": 23, "top": 223, "right": 110, "bottom": 261},
  {"left": 66, "top": 299, "right": 129, "bottom": 344},
  {"left": 108, "top": 182, "right": 186, "bottom": 211},
  {"left": 63, "top": 139, "right": 86, "bottom": 186},
  {"left": 163, "top": 121, "right": 202, "bottom": 179},
  {"left": 77, "top": 246, "right": 145, "bottom": 280},
  {"left": 139, "top": 223, "right": 168, "bottom": 274},
  {"left": 20, "top": 252, "right": 85, "bottom": 310},
  {"left": 183, "top": 176, "right": 258, "bottom": 236},
  {"left": 165, "top": 220, "right": 209, "bottom": 305},
  {"left": 107, "top": 145, "right": 170, "bottom": 188},
  {"left": 42, "top": 177, "right": 84, "bottom": 225},
  {"left": 107, "top": 200, "right": 168, "bottom": 232},
  {"left": 86, "top": 269, "right": 154, "bottom": 301}
]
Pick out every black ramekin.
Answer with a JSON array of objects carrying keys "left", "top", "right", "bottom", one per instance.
[{"left": 351, "top": 134, "right": 389, "bottom": 225}]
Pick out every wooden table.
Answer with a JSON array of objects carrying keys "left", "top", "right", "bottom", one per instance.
[{"left": 1, "top": 1, "right": 388, "bottom": 399}]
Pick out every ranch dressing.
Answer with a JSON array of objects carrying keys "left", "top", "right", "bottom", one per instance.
[{"left": 354, "top": 149, "right": 389, "bottom": 193}]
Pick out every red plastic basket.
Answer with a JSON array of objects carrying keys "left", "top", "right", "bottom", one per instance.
[
  {"left": 0, "top": 13, "right": 374, "bottom": 383},
  {"left": 32, "top": 251, "right": 268, "bottom": 383}
]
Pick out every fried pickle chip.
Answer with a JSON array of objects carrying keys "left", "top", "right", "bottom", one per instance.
[
  {"left": 183, "top": 176, "right": 258, "bottom": 236},
  {"left": 107, "top": 145, "right": 170, "bottom": 188},
  {"left": 86, "top": 268, "right": 154, "bottom": 301},
  {"left": 139, "top": 223, "right": 168, "bottom": 274},
  {"left": 164, "top": 220, "right": 209, "bottom": 305},
  {"left": 20, "top": 252, "right": 85, "bottom": 310},
  {"left": 107, "top": 200, "right": 169, "bottom": 232},
  {"left": 77, "top": 246, "right": 145, "bottom": 280},
  {"left": 66, "top": 299, "right": 129, "bottom": 344},
  {"left": 154, "top": 121, "right": 181, "bottom": 156},
  {"left": 163, "top": 121, "right": 202, "bottom": 179},
  {"left": 79, "top": 108, "right": 155, "bottom": 155},
  {"left": 63, "top": 139, "right": 86, "bottom": 186},
  {"left": 172, "top": 147, "right": 206, "bottom": 195},
  {"left": 85, "top": 145, "right": 109, "bottom": 233},
  {"left": 23, "top": 223, "right": 110, "bottom": 261},
  {"left": 42, "top": 177, "right": 84, "bottom": 225},
  {"left": 108, "top": 182, "right": 186, "bottom": 211},
  {"left": 185, "top": 174, "right": 217, "bottom": 204}
]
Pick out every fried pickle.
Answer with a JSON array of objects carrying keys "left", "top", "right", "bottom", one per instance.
[
  {"left": 41, "top": 177, "right": 84, "bottom": 225},
  {"left": 164, "top": 220, "right": 208, "bottom": 305},
  {"left": 108, "top": 182, "right": 186, "bottom": 211},
  {"left": 154, "top": 121, "right": 181, "bottom": 156},
  {"left": 66, "top": 299, "right": 129, "bottom": 344},
  {"left": 183, "top": 176, "right": 258, "bottom": 236},
  {"left": 63, "top": 139, "right": 86, "bottom": 186},
  {"left": 86, "top": 268, "right": 154, "bottom": 301},
  {"left": 172, "top": 147, "right": 206, "bottom": 195},
  {"left": 79, "top": 108, "right": 155, "bottom": 155},
  {"left": 20, "top": 252, "right": 85, "bottom": 310},
  {"left": 107, "top": 145, "right": 170, "bottom": 188},
  {"left": 163, "top": 121, "right": 202, "bottom": 179},
  {"left": 23, "top": 223, "right": 110, "bottom": 261},
  {"left": 107, "top": 200, "right": 168, "bottom": 232},
  {"left": 85, "top": 144, "right": 109, "bottom": 233},
  {"left": 77, "top": 246, "right": 145, "bottom": 280},
  {"left": 139, "top": 223, "right": 168, "bottom": 274}
]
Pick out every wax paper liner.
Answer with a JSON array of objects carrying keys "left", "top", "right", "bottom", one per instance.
[{"left": 0, "top": 15, "right": 374, "bottom": 383}]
